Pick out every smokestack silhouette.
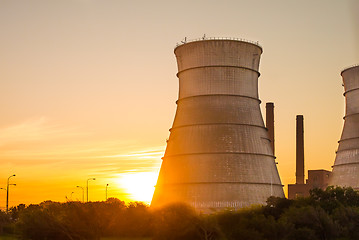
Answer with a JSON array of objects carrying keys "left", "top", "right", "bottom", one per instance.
[
  {"left": 330, "top": 65, "right": 359, "bottom": 188},
  {"left": 266, "top": 102, "right": 275, "bottom": 155},
  {"left": 296, "top": 115, "right": 304, "bottom": 184},
  {"left": 151, "top": 38, "right": 284, "bottom": 211}
]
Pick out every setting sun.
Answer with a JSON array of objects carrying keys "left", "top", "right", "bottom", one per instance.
[{"left": 118, "top": 172, "right": 158, "bottom": 203}]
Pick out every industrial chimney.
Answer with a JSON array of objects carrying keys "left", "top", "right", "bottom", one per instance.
[
  {"left": 296, "top": 115, "right": 305, "bottom": 184},
  {"left": 151, "top": 38, "right": 284, "bottom": 211},
  {"left": 266, "top": 102, "right": 275, "bottom": 155},
  {"left": 330, "top": 65, "right": 359, "bottom": 189}
]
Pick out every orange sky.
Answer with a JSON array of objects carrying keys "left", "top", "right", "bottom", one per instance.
[{"left": 0, "top": 0, "right": 358, "bottom": 209}]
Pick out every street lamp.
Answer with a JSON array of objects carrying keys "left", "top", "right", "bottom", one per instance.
[
  {"left": 76, "top": 186, "right": 84, "bottom": 202},
  {"left": 86, "top": 178, "right": 96, "bottom": 202},
  {"left": 106, "top": 184, "right": 109, "bottom": 201},
  {"left": 6, "top": 174, "right": 16, "bottom": 212}
]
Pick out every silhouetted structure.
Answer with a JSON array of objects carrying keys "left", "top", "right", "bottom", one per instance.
[
  {"left": 288, "top": 170, "right": 331, "bottom": 199},
  {"left": 266, "top": 103, "right": 275, "bottom": 155},
  {"left": 288, "top": 115, "right": 331, "bottom": 198},
  {"left": 151, "top": 38, "right": 284, "bottom": 212},
  {"left": 330, "top": 65, "right": 359, "bottom": 189},
  {"left": 296, "top": 115, "right": 305, "bottom": 184}
]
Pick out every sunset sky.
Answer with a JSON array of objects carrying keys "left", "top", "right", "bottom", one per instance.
[{"left": 0, "top": 0, "right": 358, "bottom": 208}]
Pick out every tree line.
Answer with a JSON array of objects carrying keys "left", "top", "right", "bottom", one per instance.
[{"left": 1, "top": 186, "right": 359, "bottom": 240}]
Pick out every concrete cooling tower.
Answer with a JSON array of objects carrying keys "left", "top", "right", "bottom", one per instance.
[
  {"left": 330, "top": 65, "right": 359, "bottom": 189},
  {"left": 151, "top": 38, "right": 284, "bottom": 212}
]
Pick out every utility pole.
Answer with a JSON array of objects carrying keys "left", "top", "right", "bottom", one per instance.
[
  {"left": 106, "top": 184, "right": 109, "bottom": 201},
  {"left": 86, "top": 178, "right": 96, "bottom": 202},
  {"left": 6, "top": 174, "right": 16, "bottom": 212}
]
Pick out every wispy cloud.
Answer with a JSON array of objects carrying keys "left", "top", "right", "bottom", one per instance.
[
  {"left": 103, "top": 149, "right": 164, "bottom": 159},
  {"left": 0, "top": 117, "right": 164, "bottom": 202},
  {"left": 86, "top": 148, "right": 165, "bottom": 177},
  {"left": 0, "top": 117, "right": 53, "bottom": 143},
  {"left": 0, "top": 117, "right": 87, "bottom": 147}
]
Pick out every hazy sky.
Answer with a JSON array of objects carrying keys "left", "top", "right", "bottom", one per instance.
[{"left": 0, "top": 0, "right": 358, "bottom": 207}]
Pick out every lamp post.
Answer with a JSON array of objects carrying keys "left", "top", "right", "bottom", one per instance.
[
  {"left": 86, "top": 178, "right": 95, "bottom": 202},
  {"left": 6, "top": 174, "right": 16, "bottom": 212},
  {"left": 106, "top": 184, "right": 109, "bottom": 201},
  {"left": 76, "top": 186, "right": 84, "bottom": 202}
]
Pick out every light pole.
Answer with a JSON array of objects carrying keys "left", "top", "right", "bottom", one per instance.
[
  {"left": 106, "top": 184, "right": 109, "bottom": 201},
  {"left": 76, "top": 186, "right": 84, "bottom": 202},
  {"left": 6, "top": 174, "right": 16, "bottom": 212},
  {"left": 86, "top": 178, "right": 95, "bottom": 202}
]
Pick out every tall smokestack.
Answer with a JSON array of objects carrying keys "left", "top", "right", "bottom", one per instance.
[
  {"left": 266, "top": 102, "right": 275, "bottom": 155},
  {"left": 296, "top": 115, "right": 304, "bottom": 184}
]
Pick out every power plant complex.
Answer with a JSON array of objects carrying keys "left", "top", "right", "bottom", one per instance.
[
  {"left": 289, "top": 65, "right": 359, "bottom": 198},
  {"left": 151, "top": 38, "right": 284, "bottom": 211},
  {"left": 151, "top": 37, "right": 359, "bottom": 210}
]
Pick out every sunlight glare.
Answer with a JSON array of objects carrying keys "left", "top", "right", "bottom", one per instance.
[{"left": 118, "top": 172, "right": 158, "bottom": 203}]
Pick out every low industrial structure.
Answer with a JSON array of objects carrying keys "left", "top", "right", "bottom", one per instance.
[
  {"left": 288, "top": 115, "right": 332, "bottom": 199},
  {"left": 288, "top": 170, "right": 331, "bottom": 199}
]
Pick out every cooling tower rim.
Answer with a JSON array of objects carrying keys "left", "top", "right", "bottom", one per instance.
[
  {"left": 331, "top": 162, "right": 359, "bottom": 168},
  {"left": 338, "top": 136, "right": 359, "bottom": 143},
  {"left": 341, "top": 64, "right": 359, "bottom": 75},
  {"left": 343, "top": 112, "right": 359, "bottom": 119},
  {"left": 174, "top": 37, "right": 263, "bottom": 52},
  {"left": 176, "top": 65, "right": 261, "bottom": 78},
  {"left": 155, "top": 182, "right": 283, "bottom": 187},
  {"left": 176, "top": 94, "right": 261, "bottom": 104},
  {"left": 336, "top": 147, "right": 359, "bottom": 153},
  {"left": 343, "top": 87, "right": 359, "bottom": 96},
  {"left": 162, "top": 152, "right": 275, "bottom": 159},
  {"left": 169, "top": 123, "right": 267, "bottom": 132}
]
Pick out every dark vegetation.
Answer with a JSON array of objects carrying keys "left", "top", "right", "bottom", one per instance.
[{"left": 1, "top": 187, "right": 359, "bottom": 239}]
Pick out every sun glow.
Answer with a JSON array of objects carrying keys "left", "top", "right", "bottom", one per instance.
[{"left": 119, "top": 172, "right": 158, "bottom": 203}]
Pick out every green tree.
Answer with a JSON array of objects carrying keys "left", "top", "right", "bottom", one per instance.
[
  {"left": 280, "top": 205, "right": 337, "bottom": 240},
  {"left": 331, "top": 206, "right": 359, "bottom": 239},
  {"left": 152, "top": 203, "right": 221, "bottom": 240}
]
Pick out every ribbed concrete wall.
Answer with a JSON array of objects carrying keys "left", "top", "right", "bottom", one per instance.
[
  {"left": 151, "top": 39, "right": 284, "bottom": 212},
  {"left": 330, "top": 65, "right": 359, "bottom": 189}
]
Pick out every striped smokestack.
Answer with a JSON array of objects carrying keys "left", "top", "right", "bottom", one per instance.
[{"left": 296, "top": 115, "right": 304, "bottom": 184}]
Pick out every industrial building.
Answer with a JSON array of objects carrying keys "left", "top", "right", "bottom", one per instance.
[
  {"left": 288, "top": 115, "right": 332, "bottom": 199},
  {"left": 330, "top": 65, "right": 359, "bottom": 189},
  {"left": 288, "top": 170, "right": 331, "bottom": 199},
  {"left": 151, "top": 38, "right": 284, "bottom": 212}
]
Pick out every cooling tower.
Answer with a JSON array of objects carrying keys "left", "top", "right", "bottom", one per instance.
[
  {"left": 330, "top": 65, "right": 359, "bottom": 189},
  {"left": 151, "top": 38, "right": 284, "bottom": 212}
]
